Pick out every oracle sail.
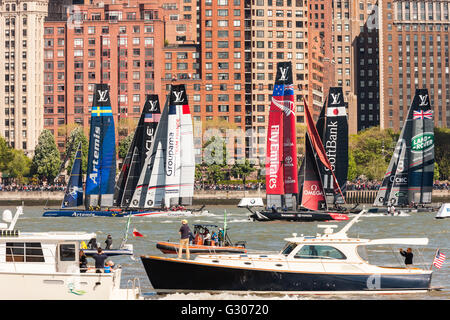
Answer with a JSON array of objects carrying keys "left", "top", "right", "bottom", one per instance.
[
  {"left": 265, "top": 62, "right": 298, "bottom": 209},
  {"left": 315, "top": 87, "right": 348, "bottom": 204},
  {"left": 130, "top": 84, "right": 195, "bottom": 208},
  {"left": 374, "top": 88, "right": 435, "bottom": 206},
  {"left": 113, "top": 94, "right": 161, "bottom": 207},
  {"left": 62, "top": 143, "right": 83, "bottom": 208},
  {"left": 298, "top": 99, "right": 345, "bottom": 211},
  {"left": 85, "top": 84, "right": 117, "bottom": 209}
]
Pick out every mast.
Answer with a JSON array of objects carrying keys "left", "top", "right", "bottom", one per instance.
[
  {"left": 316, "top": 87, "right": 349, "bottom": 205},
  {"left": 374, "top": 88, "right": 434, "bottom": 206},
  {"left": 85, "top": 84, "right": 116, "bottom": 209},
  {"left": 114, "top": 94, "right": 161, "bottom": 207},
  {"left": 266, "top": 61, "right": 298, "bottom": 209}
]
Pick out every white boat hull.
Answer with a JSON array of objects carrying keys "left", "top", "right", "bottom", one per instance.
[{"left": 0, "top": 269, "right": 139, "bottom": 300}]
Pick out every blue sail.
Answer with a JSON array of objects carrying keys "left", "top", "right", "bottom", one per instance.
[
  {"left": 62, "top": 143, "right": 83, "bottom": 208},
  {"left": 85, "top": 84, "right": 117, "bottom": 208}
]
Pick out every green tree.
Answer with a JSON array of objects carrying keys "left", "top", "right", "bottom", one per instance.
[
  {"left": 6, "top": 149, "right": 31, "bottom": 183},
  {"left": 31, "top": 129, "right": 61, "bottom": 183},
  {"left": 206, "top": 164, "right": 226, "bottom": 184},
  {"left": 230, "top": 159, "right": 256, "bottom": 189},
  {"left": 434, "top": 127, "right": 450, "bottom": 180},
  {"left": 65, "top": 127, "right": 89, "bottom": 174},
  {"left": 0, "top": 136, "right": 13, "bottom": 172},
  {"left": 118, "top": 133, "right": 134, "bottom": 160}
]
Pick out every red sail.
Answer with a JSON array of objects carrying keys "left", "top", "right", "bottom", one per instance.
[
  {"left": 282, "top": 84, "right": 298, "bottom": 194},
  {"left": 266, "top": 100, "right": 284, "bottom": 195}
]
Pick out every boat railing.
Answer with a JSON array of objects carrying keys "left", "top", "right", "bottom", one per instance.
[{"left": 126, "top": 277, "right": 142, "bottom": 300}]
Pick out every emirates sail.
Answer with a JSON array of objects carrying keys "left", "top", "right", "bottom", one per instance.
[{"left": 265, "top": 62, "right": 298, "bottom": 209}]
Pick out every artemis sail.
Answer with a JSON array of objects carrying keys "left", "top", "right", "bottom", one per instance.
[
  {"left": 374, "top": 88, "right": 435, "bottom": 206},
  {"left": 113, "top": 94, "right": 161, "bottom": 207},
  {"left": 85, "top": 84, "right": 117, "bottom": 209},
  {"left": 265, "top": 61, "right": 298, "bottom": 209},
  {"left": 129, "top": 84, "right": 195, "bottom": 208}
]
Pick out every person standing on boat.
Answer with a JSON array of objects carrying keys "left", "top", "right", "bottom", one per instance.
[
  {"left": 79, "top": 250, "right": 88, "bottom": 273},
  {"left": 178, "top": 220, "right": 191, "bottom": 260},
  {"left": 93, "top": 247, "right": 108, "bottom": 273},
  {"left": 105, "top": 234, "right": 113, "bottom": 250},
  {"left": 399, "top": 248, "right": 413, "bottom": 267}
]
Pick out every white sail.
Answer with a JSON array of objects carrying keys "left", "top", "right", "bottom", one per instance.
[
  {"left": 145, "top": 141, "right": 166, "bottom": 207},
  {"left": 179, "top": 96, "right": 195, "bottom": 205}
]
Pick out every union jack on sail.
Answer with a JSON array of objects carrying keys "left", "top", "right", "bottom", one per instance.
[{"left": 413, "top": 110, "right": 433, "bottom": 120}]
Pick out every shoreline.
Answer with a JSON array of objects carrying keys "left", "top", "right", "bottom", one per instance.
[{"left": 0, "top": 190, "right": 448, "bottom": 206}]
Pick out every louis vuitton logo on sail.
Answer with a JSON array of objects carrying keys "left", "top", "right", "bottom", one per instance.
[
  {"left": 97, "top": 89, "right": 109, "bottom": 102},
  {"left": 173, "top": 90, "right": 184, "bottom": 103},
  {"left": 418, "top": 94, "right": 429, "bottom": 107},
  {"left": 278, "top": 66, "right": 290, "bottom": 81},
  {"left": 330, "top": 92, "right": 341, "bottom": 105}
]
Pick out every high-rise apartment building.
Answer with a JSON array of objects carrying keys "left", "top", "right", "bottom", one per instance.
[
  {"left": 0, "top": 0, "right": 49, "bottom": 154},
  {"left": 331, "top": 0, "right": 379, "bottom": 133},
  {"left": 378, "top": 0, "right": 450, "bottom": 130}
]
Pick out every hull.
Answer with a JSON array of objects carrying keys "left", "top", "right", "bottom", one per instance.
[
  {"left": 367, "top": 207, "right": 436, "bottom": 214},
  {"left": 83, "top": 249, "right": 133, "bottom": 257},
  {"left": 156, "top": 241, "right": 247, "bottom": 255},
  {"left": 0, "top": 270, "right": 137, "bottom": 300},
  {"left": 141, "top": 256, "right": 432, "bottom": 293},
  {"left": 250, "top": 210, "right": 349, "bottom": 222},
  {"left": 42, "top": 209, "right": 198, "bottom": 217}
]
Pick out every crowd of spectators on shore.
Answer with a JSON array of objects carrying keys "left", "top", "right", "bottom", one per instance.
[{"left": 0, "top": 180, "right": 448, "bottom": 192}]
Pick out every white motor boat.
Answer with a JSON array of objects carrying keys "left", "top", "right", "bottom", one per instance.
[
  {"left": 141, "top": 209, "right": 436, "bottom": 294},
  {"left": 0, "top": 207, "right": 141, "bottom": 300}
]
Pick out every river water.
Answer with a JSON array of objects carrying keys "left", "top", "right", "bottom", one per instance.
[{"left": 9, "top": 204, "right": 450, "bottom": 300}]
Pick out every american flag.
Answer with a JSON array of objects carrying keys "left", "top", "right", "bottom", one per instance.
[
  {"left": 433, "top": 250, "right": 446, "bottom": 269},
  {"left": 413, "top": 110, "right": 433, "bottom": 120}
]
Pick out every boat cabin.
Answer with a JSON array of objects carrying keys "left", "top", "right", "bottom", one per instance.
[{"left": 0, "top": 230, "right": 97, "bottom": 274}]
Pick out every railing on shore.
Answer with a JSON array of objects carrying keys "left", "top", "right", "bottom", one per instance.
[{"left": 0, "top": 189, "right": 448, "bottom": 205}]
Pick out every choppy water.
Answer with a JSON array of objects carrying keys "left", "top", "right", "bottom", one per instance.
[{"left": 8, "top": 204, "right": 450, "bottom": 300}]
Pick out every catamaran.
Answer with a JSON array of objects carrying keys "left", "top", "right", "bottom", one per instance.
[
  {"left": 245, "top": 64, "right": 349, "bottom": 222},
  {"left": 371, "top": 88, "right": 436, "bottom": 214}
]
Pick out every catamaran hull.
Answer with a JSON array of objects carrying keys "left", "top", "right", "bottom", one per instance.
[
  {"left": 156, "top": 241, "right": 247, "bottom": 255},
  {"left": 42, "top": 209, "right": 197, "bottom": 217},
  {"left": 141, "top": 256, "right": 432, "bottom": 293},
  {"left": 250, "top": 210, "right": 349, "bottom": 222}
]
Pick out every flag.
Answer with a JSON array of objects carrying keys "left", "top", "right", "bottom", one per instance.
[
  {"left": 133, "top": 228, "right": 144, "bottom": 237},
  {"left": 413, "top": 110, "right": 433, "bottom": 120},
  {"left": 433, "top": 250, "right": 446, "bottom": 269}
]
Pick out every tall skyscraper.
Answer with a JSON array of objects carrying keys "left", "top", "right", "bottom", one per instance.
[
  {"left": 379, "top": 0, "right": 450, "bottom": 130},
  {"left": 0, "top": 0, "right": 49, "bottom": 154}
]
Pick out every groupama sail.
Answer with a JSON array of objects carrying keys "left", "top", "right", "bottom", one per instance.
[
  {"left": 374, "top": 88, "right": 435, "bottom": 206},
  {"left": 62, "top": 143, "right": 83, "bottom": 208},
  {"left": 85, "top": 84, "right": 116, "bottom": 209},
  {"left": 129, "top": 84, "right": 195, "bottom": 208},
  {"left": 113, "top": 94, "right": 161, "bottom": 207},
  {"left": 265, "top": 61, "right": 298, "bottom": 209},
  {"left": 315, "top": 87, "right": 349, "bottom": 204}
]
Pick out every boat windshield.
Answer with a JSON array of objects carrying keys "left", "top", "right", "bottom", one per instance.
[
  {"left": 281, "top": 242, "right": 297, "bottom": 256},
  {"left": 294, "top": 245, "right": 346, "bottom": 260}
]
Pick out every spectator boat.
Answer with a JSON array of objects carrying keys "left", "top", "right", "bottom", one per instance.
[
  {"left": 0, "top": 206, "right": 141, "bottom": 299},
  {"left": 156, "top": 224, "right": 247, "bottom": 255},
  {"left": 141, "top": 209, "right": 437, "bottom": 294}
]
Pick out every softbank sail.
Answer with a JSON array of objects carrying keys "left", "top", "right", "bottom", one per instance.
[
  {"left": 114, "top": 94, "right": 161, "bottom": 208},
  {"left": 85, "top": 84, "right": 117, "bottom": 209},
  {"left": 374, "top": 89, "right": 435, "bottom": 207},
  {"left": 315, "top": 87, "right": 349, "bottom": 205},
  {"left": 265, "top": 62, "right": 299, "bottom": 210},
  {"left": 130, "top": 84, "right": 195, "bottom": 209}
]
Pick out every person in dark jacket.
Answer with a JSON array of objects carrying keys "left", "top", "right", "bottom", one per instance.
[
  {"left": 93, "top": 247, "right": 108, "bottom": 273},
  {"left": 105, "top": 234, "right": 113, "bottom": 250},
  {"left": 399, "top": 248, "right": 413, "bottom": 267},
  {"left": 79, "top": 250, "right": 88, "bottom": 273},
  {"left": 178, "top": 220, "right": 191, "bottom": 260}
]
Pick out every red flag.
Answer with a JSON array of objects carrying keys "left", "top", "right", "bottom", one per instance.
[{"left": 133, "top": 228, "right": 144, "bottom": 237}]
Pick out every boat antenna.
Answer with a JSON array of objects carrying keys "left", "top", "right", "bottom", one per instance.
[{"left": 335, "top": 207, "right": 367, "bottom": 237}]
